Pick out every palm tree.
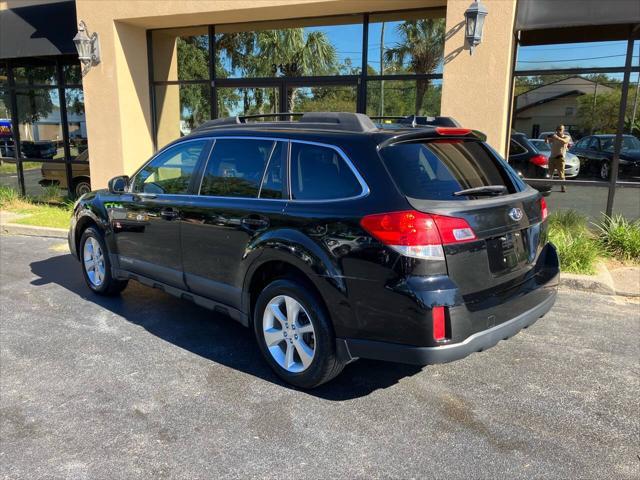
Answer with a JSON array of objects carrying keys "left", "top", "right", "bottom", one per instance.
[
  {"left": 384, "top": 19, "right": 445, "bottom": 115},
  {"left": 257, "top": 29, "right": 337, "bottom": 111}
]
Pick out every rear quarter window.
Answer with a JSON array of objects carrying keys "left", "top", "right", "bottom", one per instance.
[{"left": 379, "top": 140, "right": 516, "bottom": 201}]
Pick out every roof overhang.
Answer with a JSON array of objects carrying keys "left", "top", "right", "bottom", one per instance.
[
  {"left": 516, "top": 0, "right": 640, "bottom": 45},
  {"left": 0, "top": 1, "right": 77, "bottom": 60}
]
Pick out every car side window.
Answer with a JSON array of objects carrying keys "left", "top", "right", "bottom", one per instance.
[
  {"left": 132, "top": 140, "right": 207, "bottom": 194},
  {"left": 259, "top": 141, "right": 286, "bottom": 199},
  {"left": 509, "top": 140, "right": 526, "bottom": 156},
  {"left": 575, "top": 137, "right": 589, "bottom": 149},
  {"left": 200, "top": 139, "right": 275, "bottom": 198},
  {"left": 588, "top": 137, "right": 600, "bottom": 150},
  {"left": 290, "top": 142, "right": 362, "bottom": 200}
]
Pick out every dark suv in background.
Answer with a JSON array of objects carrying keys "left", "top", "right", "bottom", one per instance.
[{"left": 69, "top": 113, "right": 559, "bottom": 388}]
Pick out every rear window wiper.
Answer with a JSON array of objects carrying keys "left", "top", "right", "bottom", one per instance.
[{"left": 453, "top": 185, "right": 507, "bottom": 197}]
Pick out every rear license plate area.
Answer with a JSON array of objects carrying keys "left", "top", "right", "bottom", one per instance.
[{"left": 487, "top": 230, "right": 529, "bottom": 275}]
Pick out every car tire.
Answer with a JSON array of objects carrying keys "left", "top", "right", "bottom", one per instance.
[
  {"left": 73, "top": 178, "right": 91, "bottom": 198},
  {"left": 600, "top": 161, "right": 610, "bottom": 180},
  {"left": 253, "top": 278, "right": 345, "bottom": 388},
  {"left": 79, "top": 227, "right": 128, "bottom": 296}
]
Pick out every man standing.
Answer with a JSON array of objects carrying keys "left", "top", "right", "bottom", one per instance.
[{"left": 546, "top": 124, "right": 571, "bottom": 192}]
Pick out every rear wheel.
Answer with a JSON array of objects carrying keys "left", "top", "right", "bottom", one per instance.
[
  {"left": 253, "top": 279, "right": 345, "bottom": 388},
  {"left": 600, "top": 161, "right": 610, "bottom": 180},
  {"left": 73, "top": 178, "right": 91, "bottom": 197},
  {"left": 80, "top": 227, "right": 128, "bottom": 295}
]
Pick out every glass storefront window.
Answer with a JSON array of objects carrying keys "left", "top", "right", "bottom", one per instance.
[
  {"left": 366, "top": 78, "right": 442, "bottom": 117},
  {"left": 155, "top": 83, "right": 211, "bottom": 147},
  {"left": 12, "top": 59, "right": 57, "bottom": 86},
  {"left": 65, "top": 88, "right": 87, "bottom": 159},
  {"left": 63, "top": 64, "right": 82, "bottom": 85},
  {"left": 288, "top": 85, "right": 357, "bottom": 113},
  {"left": 15, "top": 89, "right": 63, "bottom": 159},
  {"left": 217, "top": 87, "right": 279, "bottom": 118},
  {"left": 215, "top": 15, "right": 363, "bottom": 78},
  {"left": 367, "top": 10, "right": 445, "bottom": 76},
  {"left": 152, "top": 27, "right": 210, "bottom": 82}
]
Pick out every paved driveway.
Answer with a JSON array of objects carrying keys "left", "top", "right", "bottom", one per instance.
[{"left": 1, "top": 235, "right": 638, "bottom": 479}]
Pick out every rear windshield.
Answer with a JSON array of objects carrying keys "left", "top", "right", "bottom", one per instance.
[{"left": 379, "top": 140, "right": 516, "bottom": 200}]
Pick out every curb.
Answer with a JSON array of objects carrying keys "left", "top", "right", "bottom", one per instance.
[
  {"left": 560, "top": 262, "right": 639, "bottom": 298},
  {"left": 0, "top": 223, "right": 67, "bottom": 239}
]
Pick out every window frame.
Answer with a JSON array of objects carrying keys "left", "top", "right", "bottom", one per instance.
[
  {"left": 128, "top": 138, "right": 213, "bottom": 195},
  {"left": 509, "top": 139, "right": 528, "bottom": 157}
]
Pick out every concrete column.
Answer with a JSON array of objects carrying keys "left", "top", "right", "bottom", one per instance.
[{"left": 441, "top": 0, "right": 517, "bottom": 156}]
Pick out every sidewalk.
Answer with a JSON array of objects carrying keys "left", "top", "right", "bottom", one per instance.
[{"left": 0, "top": 210, "right": 67, "bottom": 239}]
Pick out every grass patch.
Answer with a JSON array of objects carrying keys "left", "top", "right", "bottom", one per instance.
[
  {"left": 0, "top": 185, "right": 72, "bottom": 229},
  {"left": 595, "top": 214, "right": 640, "bottom": 263},
  {"left": 548, "top": 210, "right": 600, "bottom": 275},
  {"left": 0, "top": 161, "right": 40, "bottom": 174}
]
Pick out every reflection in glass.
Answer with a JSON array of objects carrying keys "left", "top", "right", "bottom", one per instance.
[
  {"left": 288, "top": 85, "right": 357, "bottom": 113},
  {"left": 368, "top": 11, "right": 445, "bottom": 76},
  {"left": 217, "top": 87, "right": 279, "bottom": 118},
  {"left": 63, "top": 63, "right": 82, "bottom": 85},
  {"left": 367, "top": 79, "right": 441, "bottom": 117},
  {"left": 152, "top": 27, "right": 209, "bottom": 81},
  {"left": 12, "top": 60, "right": 57, "bottom": 85},
  {"left": 15, "top": 89, "right": 63, "bottom": 159},
  {"left": 155, "top": 83, "right": 210, "bottom": 147},
  {"left": 65, "top": 88, "right": 87, "bottom": 159},
  {"left": 216, "top": 16, "right": 362, "bottom": 78}
]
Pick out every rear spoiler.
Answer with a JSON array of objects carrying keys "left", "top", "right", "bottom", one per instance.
[
  {"left": 370, "top": 115, "right": 461, "bottom": 128},
  {"left": 378, "top": 127, "right": 487, "bottom": 149}
]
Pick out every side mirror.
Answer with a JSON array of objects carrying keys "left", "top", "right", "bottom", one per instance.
[{"left": 108, "top": 175, "right": 129, "bottom": 194}]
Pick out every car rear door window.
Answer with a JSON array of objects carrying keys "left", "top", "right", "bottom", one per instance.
[
  {"left": 259, "top": 141, "right": 286, "bottom": 199},
  {"left": 379, "top": 140, "right": 515, "bottom": 201},
  {"left": 200, "top": 139, "right": 275, "bottom": 198},
  {"left": 509, "top": 139, "right": 527, "bottom": 155},
  {"left": 290, "top": 142, "right": 362, "bottom": 200},
  {"left": 132, "top": 140, "right": 207, "bottom": 194}
]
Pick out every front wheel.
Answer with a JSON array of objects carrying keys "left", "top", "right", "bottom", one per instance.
[
  {"left": 253, "top": 279, "right": 345, "bottom": 388},
  {"left": 80, "top": 227, "right": 128, "bottom": 295}
]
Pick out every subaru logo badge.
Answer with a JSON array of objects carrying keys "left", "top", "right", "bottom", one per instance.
[{"left": 509, "top": 207, "right": 524, "bottom": 221}]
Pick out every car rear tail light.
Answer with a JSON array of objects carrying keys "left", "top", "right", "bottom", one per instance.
[
  {"left": 530, "top": 154, "right": 548, "bottom": 167},
  {"left": 432, "top": 306, "right": 446, "bottom": 341},
  {"left": 540, "top": 197, "right": 548, "bottom": 221},
  {"left": 360, "top": 210, "right": 476, "bottom": 260},
  {"left": 435, "top": 127, "right": 472, "bottom": 136}
]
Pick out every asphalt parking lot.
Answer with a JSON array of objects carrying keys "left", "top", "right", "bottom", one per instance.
[{"left": 1, "top": 235, "right": 638, "bottom": 479}]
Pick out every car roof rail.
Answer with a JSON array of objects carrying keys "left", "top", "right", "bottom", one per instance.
[{"left": 192, "top": 112, "right": 378, "bottom": 133}]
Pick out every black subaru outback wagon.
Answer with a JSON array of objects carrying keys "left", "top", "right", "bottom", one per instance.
[{"left": 69, "top": 112, "right": 559, "bottom": 388}]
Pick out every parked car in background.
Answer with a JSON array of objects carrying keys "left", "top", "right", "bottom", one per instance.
[
  {"left": 529, "top": 139, "right": 580, "bottom": 178},
  {"left": 39, "top": 149, "right": 91, "bottom": 197},
  {"left": 570, "top": 134, "right": 640, "bottom": 180},
  {"left": 508, "top": 132, "right": 551, "bottom": 190},
  {"left": 20, "top": 140, "right": 57, "bottom": 159},
  {"left": 69, "top": 112, "right": 558, "bottom": 388}
]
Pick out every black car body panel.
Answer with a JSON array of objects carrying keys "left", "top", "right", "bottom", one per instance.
[
  {"left": 69, "top": 116, "right": 559, "bottom": 366},
  {"left": 570, "top": 134, "right": 640, "bottom": 179}
]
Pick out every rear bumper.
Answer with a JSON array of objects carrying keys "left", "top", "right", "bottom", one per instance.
[{"left": 339, "top": 290, "right": 556, "bottom": 365}]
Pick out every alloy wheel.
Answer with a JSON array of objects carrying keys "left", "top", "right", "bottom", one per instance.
[
  {"left": 262, "top": 295, "right": 316, "bottom": 373},
  {"left": 600, "top": 162, "right": 610, "bottom": 180},
  {"left": 83, "top": 237, "right": 105, "bottom": 287}
]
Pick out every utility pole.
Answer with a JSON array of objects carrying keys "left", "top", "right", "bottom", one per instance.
[
  {"left": 590, "top": 81, "right": 598, "bottom": 135},
  {"left": 379, "top": 22, "right": 385, "bottom": 117}
]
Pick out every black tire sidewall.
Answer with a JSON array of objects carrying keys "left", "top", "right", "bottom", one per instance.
[
  {"left": 79, "top": 227, "right": 114, "bottom": 294},
  {"left": 253, "top": 279, "right": 337, "bottom": 388},
  {"left": 74, "top": 180, "right": 91, "bottom": 198}
]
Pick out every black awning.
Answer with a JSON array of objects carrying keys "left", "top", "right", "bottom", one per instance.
[
  {"left": 516, "top": 0, "right": 640, "bottom": 45},
  {"left": 0, "top": 1, "right": 77, "bottom": 59}
]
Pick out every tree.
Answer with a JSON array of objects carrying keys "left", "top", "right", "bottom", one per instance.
[
  {"left": 577, "top": 88, "right": 636, "bottom": 135},
  {"left": 257, "top": 29, "right": 337, "bottom": 111},
  {"left": 383, "top": 19, "right": 445, "bottom": 115}
]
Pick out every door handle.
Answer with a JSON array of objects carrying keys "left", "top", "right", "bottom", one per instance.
[
  {"left": 160, "top": 208, "right": 179, "bottom": 220},
  {"left": 241, "top": 216, "right": 269, "bottom": 230}
]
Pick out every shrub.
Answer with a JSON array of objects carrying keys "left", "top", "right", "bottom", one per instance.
[
  {"left": 549, "top": 227, "right": 600, "bottom": 275},
  {"left": 548, "top": 209, "right": 588, "bottom": 233},
  {"left": 595, "top": 214, "right": 640, "bottom": 262},
  {"left": 0, "top": 185, "right": 19, "bottom": 207}
]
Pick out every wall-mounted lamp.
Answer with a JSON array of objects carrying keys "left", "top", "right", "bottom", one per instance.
[
  {"left": 464, "top": 0, "right": 488, "bottom": 55},
  {"left": 73, "top": 21, "right": 100, "bottom": 76}
]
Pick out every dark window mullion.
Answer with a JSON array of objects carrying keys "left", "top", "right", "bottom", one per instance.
[
  {"left": 7, "top": 61, "right": 25, "bottom": 196},
  {"left": 56, "top": 58, "right": 74, "bottom": 198},
  {"left": 209, "top": 25, "right": 217, "bottom": 119}
]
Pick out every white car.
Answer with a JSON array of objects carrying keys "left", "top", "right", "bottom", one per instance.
[{"left": 530, "top": 139, "right": 580, "bottom": 178}]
